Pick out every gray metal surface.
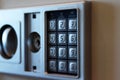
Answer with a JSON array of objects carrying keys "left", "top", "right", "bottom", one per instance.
[{"left": 0, "top": 1, "right": 91, "bottom": 80}]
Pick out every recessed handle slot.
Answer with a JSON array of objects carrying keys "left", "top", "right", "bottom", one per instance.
[{"left": 0, "top": 25, "right": 18, "bottom": 59}]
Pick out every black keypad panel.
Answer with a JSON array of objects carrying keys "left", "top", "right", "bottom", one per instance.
[{"left": 46, "top": 9, "right": 78, "bottom": 76}]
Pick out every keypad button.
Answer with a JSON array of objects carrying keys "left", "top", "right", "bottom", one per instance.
[
  {"left": 58, "top": 60, "right": 67, "bottom": 73},
  {"left": 49, "top": 19, "right": 56, "bottom": 30},
  {"left": 68, "top": 19, "right": 77, "bottom": 30},
  {"left": 58, "top": 33, "right": 67, "bottom": 44},
  {"left": 68, "top": 61, "right": 77, "bottom": 74},
  {"left": 58, "top": 19, "right": 66, "bottom": 30},
  {"left": 49, "top": 46, "right": 56, "bottom": 58},
  {"left": 69, "top": 47, "right": 77, "bottom": 59},
  {"left": 49, "top": 60, "right": 57, "bottom": 72},
  {"left": 49, "top": 33, "right": 56, "bottom": 44},
  {"left": 58, "top": 47, "right": 67, "bottom": 59},
  {"left": 68, "top": 33, "right": 77, "bottom": 44}
]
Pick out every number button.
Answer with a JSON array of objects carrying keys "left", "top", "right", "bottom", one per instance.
[
  {"left": 68, "top": 33, "right": 77, "bottom": 45},
  {"left": 58, "top": 33, "right": 67, "bottom": 44},
  {"left": 69, "top": 19, "right": 77, "bottom": 30},
  {"left": 58, "top": 60, "right": 67, "bottom": 73},
  {"left": 49, "top": 33, "right": 56, "bottom": 44},
  {"left": 58, "top": 19, "right": 66, "bottom": 30},
  {"left": 58, "top": 47, "right": 67, "bottom": 59},
  {"left": 68, "top": 61, "right": 77, "bottom": 74},
  {"left": 49, "top": 47, "right": 56, "bottom": 58},
  {"left": 69, "top": 47, "right": 77, "bottom": 59},
  {"left": 49, "top": 20, "right": 56, "bottom": 30},
  {"left": 49, "top": 60, "right": 57, "bottom": 72}
]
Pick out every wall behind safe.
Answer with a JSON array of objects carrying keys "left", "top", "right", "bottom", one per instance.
[{"left": 0, "top": 0, "right": 120, "bottom": 80}]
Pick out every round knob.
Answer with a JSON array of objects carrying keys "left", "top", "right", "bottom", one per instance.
[
  {"left": 0, "top": 25, "right": 17, "bottom": 59},
  {"left": 27, "top": 32, "right": 40, "bottom": 53}
]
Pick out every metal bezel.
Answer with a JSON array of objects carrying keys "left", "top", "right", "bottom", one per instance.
[{"left": 0, "top": 1, "right": 91, "bottom": 80}]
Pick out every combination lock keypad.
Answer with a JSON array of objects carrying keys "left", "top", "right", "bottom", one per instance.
[{"left": 47, "top": 9, "right": 78, "bottom": 75}]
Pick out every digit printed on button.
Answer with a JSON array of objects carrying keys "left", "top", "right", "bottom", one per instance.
[
  {"left": 58, "top": 60, "right": 67, "bottom": 72},
  {"left": 49, "top": 47, "right": 56, "bottom": 58},
  {"left": 69, "top": 47, "right": 77, "bottom": 59},
  {"left": 49, "top": 19, "right": 56, "bottom": 30},
  {"left": 68, "top": 33, "right": 77, "bottom": 44},
  {"left": 68, "top": 61, "right": 77, "bottom": 74},
  {"left": 49, "top": 60, "right": 57, "bottom": 72},
  {"left": 58, "top": 33, "right": 67, "bottom": 44},
  {"left": 58, "top": 19, "right": 66, "bottom": 30},
  {"left": 69, "top": 19, "right": 77, "bottom": 30},
  {"left": 49, "top": 33, "right": 56, "bottom": 44},
  {"left": 58, "top": 47, "right": 67, "bottom": 59}
]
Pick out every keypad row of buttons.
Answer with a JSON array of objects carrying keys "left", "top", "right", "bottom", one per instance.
[
  {"left": 49, "top": 19, "right": 77, "bottom": 31},
  {"left": 49, "top": 46, "right": 77, "bottom": 59},
  {"left": 48, "top": 60, "right": 77, "bottom": 74},
  {"left": 49, "top": 32, "right": 77, "bottom": 45}
]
